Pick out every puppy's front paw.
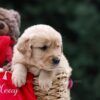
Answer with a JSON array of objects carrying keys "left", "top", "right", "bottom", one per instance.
[
  {"left": 39, "top": 78, "right": 52, "bottom": 91},
  {"left": 12, "top": 72, "right": 26, "bottom": 87}
]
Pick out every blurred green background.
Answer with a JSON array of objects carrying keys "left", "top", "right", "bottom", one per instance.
[{"left": 0, "top": 0, "right": 100, "bottom": 100}]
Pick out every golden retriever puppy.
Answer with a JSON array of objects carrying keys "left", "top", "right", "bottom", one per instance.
[{"left": 11, "top": 24, "right": 72, "bottom": 91}]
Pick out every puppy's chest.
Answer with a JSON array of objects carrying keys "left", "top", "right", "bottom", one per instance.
[{"left": 28, "top": 65, "right": 40, "bottom": 76}]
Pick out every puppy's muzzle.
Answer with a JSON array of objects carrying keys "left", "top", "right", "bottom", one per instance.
[{"left": 52, "top": 57, "right": 60, "bottom": 65}]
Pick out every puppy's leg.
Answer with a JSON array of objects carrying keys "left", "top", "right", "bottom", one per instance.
[
  {"left": 12, "top": 64, "right": 27, "bottom": 87},
  {"left": 39, "top": 70, "right": 54, "bottom": 91},
  {"left": 29, "top": 67, "right": 40, "bottom": 76}
]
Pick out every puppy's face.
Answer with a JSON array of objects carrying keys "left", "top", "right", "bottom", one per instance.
[
  {"left": 0, "top": 8, "right": 20, "bottom": 40},
  {"left": 17, "top": 25, "right": 62, "bottom": 71}
]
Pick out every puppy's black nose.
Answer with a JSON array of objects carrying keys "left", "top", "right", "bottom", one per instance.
[
  {"left": 52, "top": 57, "right": 60, "bottom": 65},
  {"left": 0, "top": 22, "right": 4, "bottom": 29}
]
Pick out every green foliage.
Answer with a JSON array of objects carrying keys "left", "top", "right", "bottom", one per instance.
[{"left": 0, "top": 0, "right": 100, "bottom": 100}]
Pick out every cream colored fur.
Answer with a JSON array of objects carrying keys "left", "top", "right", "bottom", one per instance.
[{"left": 11, "top": 24, "right": 72, "bottom": 92}]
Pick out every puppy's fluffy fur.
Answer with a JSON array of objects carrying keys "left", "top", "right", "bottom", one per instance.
[{"left": 12, "top": 24, "right": 72, "bottom": 91}]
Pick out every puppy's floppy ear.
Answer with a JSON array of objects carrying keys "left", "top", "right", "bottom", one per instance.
[
  {"left": 9, "top": 9, "right": 21, "bottom": 27},
  {"left": 17, "top": 38, "right": 29, "bottom": 53},
  {"left": 17, "top": 37, "right": 32, "bottom": 57},
  {"left": 9, "top": 9, "right": 21, "bottom": 40}
]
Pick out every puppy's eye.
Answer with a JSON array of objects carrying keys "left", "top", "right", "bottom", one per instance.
[
  {"left": 40, "top": 45, "right": 48, "bottom": 51},
  {"left": 57, "top": 45, "right": 60, "bottom": 48},
  {"left": 30, "top": 45, "right": 33, "bottom": 49},
  {"left": 56, "top": 45, "right": 60, "bottom": 48}
]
